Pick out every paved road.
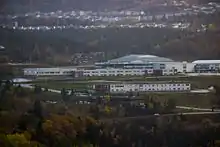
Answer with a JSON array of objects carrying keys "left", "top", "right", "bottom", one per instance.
[
  {"left": 187, "top": 73, "right": 220, "bottom": 76},
  {"left": 176, "top": 106, "right": 220, "bottom": 112},
  {"left": 190, "top": 89, "right": 210, "bottom": 93},
  {"left": 17, "top": 83, "right": 62, "bottom": 94},
  {"left": 101, "top": 111, "right": 220, "bottom": 122}
]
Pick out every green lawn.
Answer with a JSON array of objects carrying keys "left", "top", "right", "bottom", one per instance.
[
  {"left": 33, "top": 82, "right": 89, "bottom": 90},
  {"left": 79, "top": 75, "right": 220, "bottom": 89},
  {"left": 29, "top": 75, "right": 220, "bottom": 91}
]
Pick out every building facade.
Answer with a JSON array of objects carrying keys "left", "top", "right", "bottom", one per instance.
[
  {"left": 23, "top": 67, "right": 77, "bottom": 76},
  {"left": 192, "top": 60, "right": 220, "bottom": 73},
  {"left": 93, "top": 82, "right": 191, "bottom": 93},
  {"left": 95, "top": 54, "right": 195, "bottom": 74},
  {"left": 82, "top": 68, "right": 175, "bottom": 77}
]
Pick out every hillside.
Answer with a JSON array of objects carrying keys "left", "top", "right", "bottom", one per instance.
[
  {"left": 158, "top": 31, "right": 220, "bottom": 61},
  {"left": 0, "top": 0, "right": 218, "bottom": 13},
  {"left": 1, "top": 27, "right": 220, "bottom": 64}
]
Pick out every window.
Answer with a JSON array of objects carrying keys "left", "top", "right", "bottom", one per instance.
[{"left": 115, "top": 85, "right": 124, "bottom": 88}]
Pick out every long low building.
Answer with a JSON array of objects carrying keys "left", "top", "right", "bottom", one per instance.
[
  {"left": 83, "top": 68, "right": 175, "bottom": 77},
  {"left": 95, "top": 54, "right": 195, "bottom": 73},
  {"left": 93, "top": 82, "right": 191, "bottom": 93},
  {"left": 23, "top": 54, "right": 220, "bottom": 77},
  {"left": 192, "top": 60, "right": 220, "bottom": 73},
  {"left": 24, "top": 67, "right": 77, "bottom": 76}
]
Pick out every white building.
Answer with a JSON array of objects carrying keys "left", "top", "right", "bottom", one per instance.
[
  {"left": 192, "top": 60, "right": 220, "bottom": 73},
  {"left": 164, "top": 61, "right": 195, "bottom": 73},
  {"left": 95, "top": 54, "right": 195, "bottom": 74},
  {"left": 109, "top": 82, "right": 191, "bottom": 93},
  {"left": 82, "top": 68, "right": 175, "bottom": 77},
  {"left": 24, "top": 67, "right": 77, "bottom": 76}
]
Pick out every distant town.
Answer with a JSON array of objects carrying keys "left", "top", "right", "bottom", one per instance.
[{"left": 0, "top": 1, "right": 220, "bottom": 31}]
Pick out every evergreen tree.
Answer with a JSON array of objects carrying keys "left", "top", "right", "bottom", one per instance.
[
  {"left": 61, "top": 88, "right": 69, "bottom": 102},
  {"left": 33, "top": 100, "right": 43, "bottom": 119},
  {"left": 34, "top": 85, "right": 42, "bottom": 94}
]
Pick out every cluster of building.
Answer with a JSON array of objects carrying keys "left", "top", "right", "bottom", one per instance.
[
  {"left": 71, "top": 52, "right": 105, "bottom": 65},
  {"left": 23, "top": 54, "right": 220, "bottom": 77}
]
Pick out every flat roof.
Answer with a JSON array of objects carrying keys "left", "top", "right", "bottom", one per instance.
[{"left": 192, "top": 60, "right": 220, "bottom": 64}]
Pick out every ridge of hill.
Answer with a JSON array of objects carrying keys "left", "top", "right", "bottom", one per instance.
[{"left": 0, "top": 0, "right": 218, "bottom": 13}]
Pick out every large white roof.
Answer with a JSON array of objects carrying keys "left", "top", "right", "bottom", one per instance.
[
  {"left": 104, "top": 54, "right": 173, "bottom": 64},
  {"left": 192, "top": 60, "right": 220, "bottom": 64}
]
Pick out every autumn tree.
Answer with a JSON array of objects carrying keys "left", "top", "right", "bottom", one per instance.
[{"left": 6, "top": 133, "right": 40, "bottom": 147}]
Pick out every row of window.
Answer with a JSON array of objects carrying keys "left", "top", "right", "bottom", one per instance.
[
  {"left": 83, "top": 69, "right": 174, "bottom": 74},
  {"left": 25, "top": 71, "right": 74, "bottom": 75},
  {"left": 111, "top": 87, "right": 190, "bottom": 92},
  {"left": 84, "top": 73, "right": 144, "bottom": 76},
  {"left": 83, "top": 70, "right": 145, "bottom": 74},
  {"left": 163, "top": 70, "right": 174, "bottom": 72},
  {"left": 112, "top": 84, "right": 190, "bottom": 87},
  {"left": 36, "top": 72, "right": 60, "bottom": 74}
]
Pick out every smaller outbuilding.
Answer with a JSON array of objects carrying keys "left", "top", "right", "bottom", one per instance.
[
  {"left": 23, "top": 67, "right": 77, "bottom": 76},
  {"left": 192, "top": 60, "right": 220, "bottom": 73}
]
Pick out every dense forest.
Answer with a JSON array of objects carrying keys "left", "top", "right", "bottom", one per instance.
[{"left": 1, "top": 27, "right": 220, "bottom": 64}]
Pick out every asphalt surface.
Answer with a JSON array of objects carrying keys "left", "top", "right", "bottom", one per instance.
[{"left": 101, "top": 111, "right": 220, "bottom": 122}]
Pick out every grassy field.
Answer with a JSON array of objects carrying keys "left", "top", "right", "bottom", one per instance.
[
  {"left": 82, "top": 75, "right": 220, "bottom": 88},
  {"left": 33, "top": 82, "right": 89, "bottom": 90},
  {"left": 30, "top": 75, "right": 220, "bottom": 90},
  {"left": 25, "top": 75, "right": 220, "bottom": 109}
]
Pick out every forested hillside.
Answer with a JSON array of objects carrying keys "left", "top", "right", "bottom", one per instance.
[
  {"left": 1, "top": 81, "right": 220, "bottom": 146},
  {"left": 1, "top": 27, "right": 220, "bottom": 64}
]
